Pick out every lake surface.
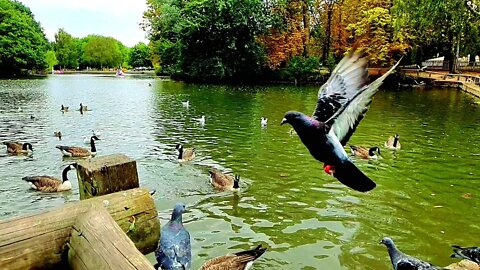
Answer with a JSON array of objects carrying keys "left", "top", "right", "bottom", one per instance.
[{"left": 0, "top": 74, "right": 479, "bottom": 269}]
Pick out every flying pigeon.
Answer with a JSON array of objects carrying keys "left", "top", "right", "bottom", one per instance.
[
  {"left": 451, "top": 245, "right": 480, "bottom": 264},
  {"left": 281, "top": 52, "right": 401, "bottom": 192},
  {"left": 381, "top": 237, "right": 443, "bottom": 270},
  {"left": 155, "top": 203, "right": 191, "bottom": 270}
]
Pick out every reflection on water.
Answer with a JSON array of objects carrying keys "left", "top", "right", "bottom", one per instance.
[{"left": 0, "top": 75, "right": 479, "bottom": 269}]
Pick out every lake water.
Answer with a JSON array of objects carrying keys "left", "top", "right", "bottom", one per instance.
[{"left": 0, "top": 75, "right": 479, "bottom": 269}]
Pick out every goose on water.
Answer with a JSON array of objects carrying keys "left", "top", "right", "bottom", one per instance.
[
  {"left": 181, "top": 100, "right": 189, "bottom": 107},
  {"left": 3, "top": 142, "right": 33, "bottom": 154},
  {"left": 350, "top": 145, "right": 381, "bottom": 159},
  {"left": 385, "top": 134, "right": 401, "bottom": 150},
  {"left": 209, "top": 170, "right": 240, "bottom": 191},
  {"left": 261, "top": 117, "right": 268, "bottom": 127},
  {"left": 280, "top": 52, "right": 401, "bottom": 192},
  {"left": 22, "top": 164, "right": 76, "bottom": 192},
  {"left": 176, "top": 144, "right": 195, "bottom": 162},
  {"left": 56, "top": 135, "right": 100, "bottom": 157},
  {"left": 196, "top": 115, "right": 205, "bottom": 126}
]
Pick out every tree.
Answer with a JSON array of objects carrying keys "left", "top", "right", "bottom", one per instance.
[
  {"left": 81, "top": 35, "right": 124, "bottom": 69},
  {"left": 0, "top": 0, "right": 48, "bottom": 75},
  {"left": 144, "top": 0, "right": 272, "bottom": 81},
  {"left": 128, "top": 42, "right": 152, "bottom": 68},
  {"left": 45, "top": 50, "right": 58, "bottom": 71},
  {"left": 54, "top": 28, "right": 79, "bottom": 69}
]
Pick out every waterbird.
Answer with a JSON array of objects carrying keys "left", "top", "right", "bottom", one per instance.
[
  {"left": 380, "top": 237, "right": 443, "bottom": 270},
  {"left": 261, "top": 117, "right": 268, "bottom": 127},
  {"left": 83, "top": 130, "right": 99, "bottom": 144},
  {"left": 349, "top": 145, "right": 380, "bottom": 159},
  {"left": 196, "top": 115, "right": 205, "bottom": 126},
  {"left": 60, "top": 105, "right": 69, "bottom": 112},
  {"left": 54, "top": 131, "right": 62, "bottom": 140},
  {"left": 56, "top": 136, "right": 100, "bottom": 157},
  {"left": 199, "top": 245, "right": 267, "bottom": 270},
  {"left": 22, "top": 164, "right": 76, "bottom": 192},
  {"left": 451, "top": 245, "right": 480, "bottom": 264},
  {"left": 385, "top": 134, "right": 401, "bottom": 150},
  {"left": 181, "top": 100, "right": 189, "bottom": 107},
  {"left": 175, "top": 144, "right": 195, "bottom": 162},
  {"left": 3, "top": 142, "right": 33, "bottom": 154},
  {"left": 209, "top": 170, "right": 240, "bottom": 191},
  {"left": 155, "top": 203, "right": 191, "bottom": 270},
  {"left": 280, "top": 52, "right": 401, "bottom": 192}
]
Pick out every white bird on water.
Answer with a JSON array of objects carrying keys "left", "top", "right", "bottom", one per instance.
[
  {"left": 182, "top": 100, "right": 189, "bottom": 107},
  {"left": 196, "top": 115, "right": 205, "bottom": 126},
  {"left": 261, "top": 117, "right": 268, "bottom": 127}
]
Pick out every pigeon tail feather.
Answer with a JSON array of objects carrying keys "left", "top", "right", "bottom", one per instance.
[{"left": 333, "top": 159, "right": 376, "bottom": 192}]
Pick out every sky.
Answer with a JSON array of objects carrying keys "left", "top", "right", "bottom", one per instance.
[{"left": 19, "top": 0, "right": 149, "bottom": 47}]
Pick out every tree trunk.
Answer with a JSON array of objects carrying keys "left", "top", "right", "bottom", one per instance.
[
  {"left": 302, "top": 0, "right": 310, "bottom": 57},
  {"left": 323, "top": 5, "right": 333, "bottom": 63}
]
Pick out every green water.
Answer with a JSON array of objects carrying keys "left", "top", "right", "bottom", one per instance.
[{"left": 0, "top": 75, "right": 479, "bottom": 269}]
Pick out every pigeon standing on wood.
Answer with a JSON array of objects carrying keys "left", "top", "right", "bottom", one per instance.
[
  {"left": 380, "top": 237, "right": 443, "bottom": 270},
  {"left": 281, "top": 52, "right": 401, "bottom": 192},
  {"left": 155, "top": 203, "right": 191, "bottom": 270}
]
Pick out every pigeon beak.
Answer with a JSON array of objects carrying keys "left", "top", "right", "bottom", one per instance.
[{"left": 280, "top": 118, "right": 287, "bottom": 125}]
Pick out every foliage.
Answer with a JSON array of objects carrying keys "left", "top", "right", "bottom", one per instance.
[
  {"left": 144, "top": 0, "right": 272, "bottom": 81},
  {"left": 54, "top": 28, "right": 79, "bottom": 69},
  {"left": 346, "top": 6, "right": 410, "bottom": 64},
  {"left": 81, "top": 35, "right": 124, "bottom": 69},
  {"left": 128, "top": 42, "right": 152, "bottom": 68},
  {"left": 284, "top": 56, "right": 320, "bottom": 83},
  {"left": 0, "top": 0, "right": 48, "bottom": 75},
  {"left": 45, "top": 50, "right": 58, "bottom": 70}
]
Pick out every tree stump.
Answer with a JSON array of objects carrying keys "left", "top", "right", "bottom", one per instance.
[
  {"left": 76, "top": 154, "right": 139, "bottom": 200},
  {"left": 0, "top": 188, "right": 159, "bottom": 270},
  {"left": 68, "top": 208, "right": 155, "bottom": 270}
]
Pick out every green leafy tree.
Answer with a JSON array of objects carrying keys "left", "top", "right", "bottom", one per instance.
[
  {"left": 54, "top": 28, "right": 79, "bottom": 69},
  {"left": 144, "top": 0, "right": 272, "bottom": 81},
  {"left": 45, "top": 50, "right": 58, "bottom": 70},
  {"left": 82, "top": 35, "right": 124, "bottom": 69},
  {"left": 128, "top": 42, "right": 152, "bottom": 68},
  {"left": 0, "top": 0, "right": 48, "bottom": 75}
]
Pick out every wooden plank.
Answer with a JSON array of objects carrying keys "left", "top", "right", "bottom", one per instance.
[
  {"left": 76, "top": 154, "right": 139, "bottom": 200},
  {"left": 68, "top": 208, "right": 155, "bottom": 270},
  {"left": 0, "top": 188, "right": 159, "bottom": 270}
]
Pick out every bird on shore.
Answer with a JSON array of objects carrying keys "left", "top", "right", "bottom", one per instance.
[
  {"left": 350, "top": 145, "right": 381, "bottom": 159},
  {"left": 261, "top": 117, "right": 268, "bottom": 127},
  {"left": 3, "top": 142, "right": 33, "bottom": 154},
  {"left": 175, "top": 144, "right": 195, "bottom": 162},
  {"left": 155, "top": 203, "right": 191, "bottom": 270},
  {"left": 280, "top": 52, "right": 401, "bottom": 192},
  {"left": 385, "top": 134, "right": 401, "bottom": 150},
  {"left": 451, "top": 245, "right": 480, "bottom": 264},
  {"left": 22, "top": 164, "right": 76, "bottom": 192},
  {"left": 56, "top": 135, "right": 100, "bottom": 157},
  {"left": 209, "top": 170, "right": 240, "bottom": 191},
  {"left": 199, "top": 245, "right": 267, "bottom": 270},
  {"left": 381, "top": 237, "right": 442, "bottom": 270}
]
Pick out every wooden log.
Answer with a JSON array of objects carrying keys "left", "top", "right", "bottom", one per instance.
[
  {"left": 68, "top": 208, "right": 155, "bottom": 270},
  {"left": 0, "top": 188, "right": 159, "bottom": 270},
  {"left": 76, "top": 154, "right": 139, "bottom": 200}
]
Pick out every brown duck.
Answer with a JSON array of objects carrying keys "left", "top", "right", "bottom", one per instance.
[
  {"left": 199, "top": 245, "right": 266, "bottom": 270},
  {"left": 209, "top": 170, "right": 240, "bottom": 191},
  {"left": 22, "top": 164, "right": 76, "bottom": 192},
  {"left": 56, "top": 136, "right": 100, "bottom": 157},
  {"left": 349, "top": 145, "right": 380, "bottom": 159},
  {"left": 385, "top": 134, "right": 401, "bottom": 150},
  {"left": 3, "top": 142, "right": 33, "bottom": 154},
  {"left": 176, "top": 144, "right": 195, "bottom": 161}
]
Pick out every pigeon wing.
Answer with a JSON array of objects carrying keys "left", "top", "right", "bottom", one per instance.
[
  {"left": 325, "top": 57, "right": 402, "bottom": 145},
  {"left": 312, "top": 52, "right": 369, "bottom": 123},
  {"left": 397, "top": 257, "right": 444, "bottom": 270},
  {"left": 176, "top": 229, "right": 192, "bottom": 268}
]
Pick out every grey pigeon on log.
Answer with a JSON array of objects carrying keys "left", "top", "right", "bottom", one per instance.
[
  {"left": 155, "top": 203, "right": 191, "bottom": 270},
  {"left": 281, "top": 52, "right": 401, "bottom": 192},
  {"left": 451, "top": 245, "right": 480, "bottom": 264},
  {"left": 381, "top": 237, "right": 444, "bottom": 270}
]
